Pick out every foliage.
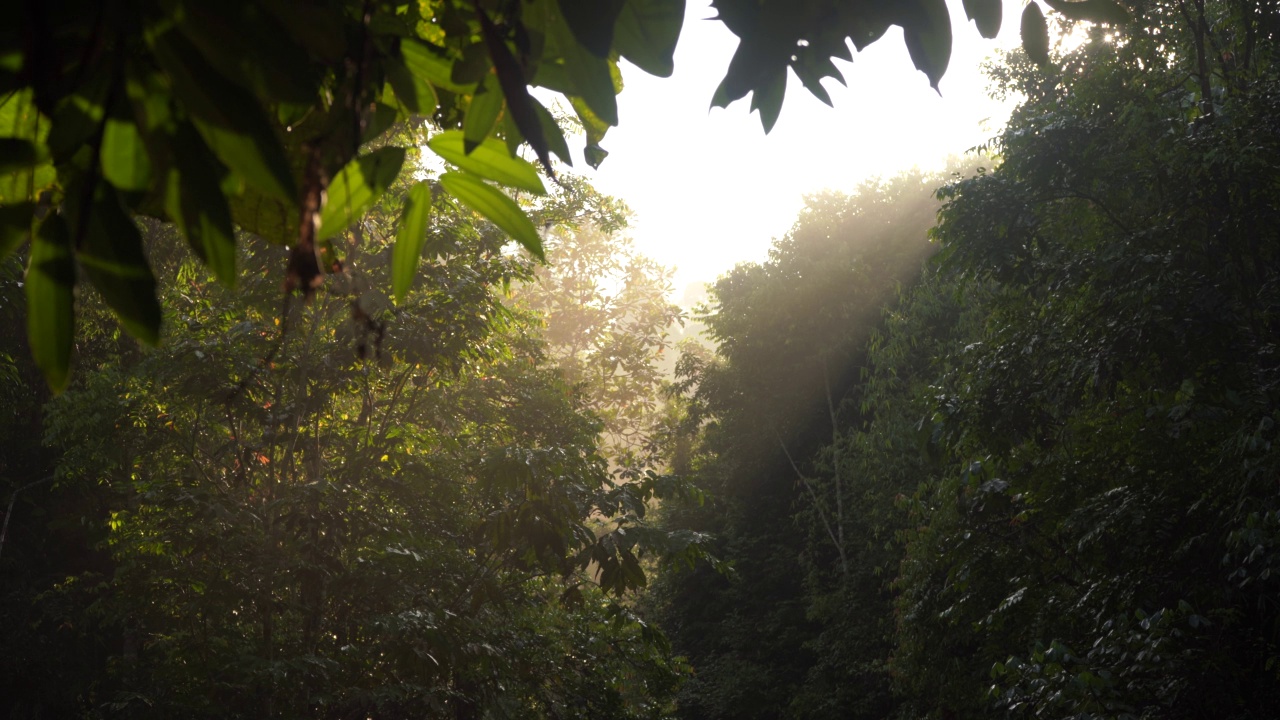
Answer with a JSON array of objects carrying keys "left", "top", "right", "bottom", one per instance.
[
  {"left": 652, "top": 172, "right": 944, "bottom": 720},
  {"left": 0, "top": 167, "right": 708, "bottom": 716},
  {"left": 511, "top": 217, "right": 683, "bottom": 475},
  {"left": 3, "top": 0, "right": 1134, "bottom": 391}
]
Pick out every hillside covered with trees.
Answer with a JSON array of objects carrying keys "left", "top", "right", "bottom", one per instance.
[{"left": 4, "top": 0, "right": 1280, "bottom": 718}]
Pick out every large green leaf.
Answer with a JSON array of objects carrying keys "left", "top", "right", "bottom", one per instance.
[
  {"left": 385, "top": 57, "right": 438, "bottom": 115},
  {"left": 79, "top": 183, "right": 162, "bottom": 345},
  {"left": 428, "top": 131, "right": 546, "bottom": 193},
  {"left": 151, "top": 30, "right": 298, "bottom": 203},
  {"left": 100, "top": 112, "right": 152, "bottom": 191},
  {"left": 554, "top": 20, "right": 620, "bottom": 127},
  {"left": 614, "top": 0, "right": 685, "bottom": 77},
  {"left": 463, "top": 73, "right": 505, "bottom": 152},
  {"left": 0, "top": 89, "right": 55, "bottom": 204},
  {"left": 401, "top": 38, "right": 473, "bottom": 94},
  {"left": 558, "top": 0, "right": 626, "bottom": 58},
  {"left": 439, "top": 171, "right": 544, "bottom": 260},
  {"left": 316, "top": 146, "right": 406, "bottom": 240},
  {"left": 392, "top": 180, "right": 433, "bottom": 303},
  {"left": 26, "top": 214, "right": 76, "bottom": 393},
  {"left": 167, "top": 125, "right": 237, "bottom": 286}
]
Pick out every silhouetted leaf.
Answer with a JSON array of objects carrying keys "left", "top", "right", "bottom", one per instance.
[
  {"left": 26, "top": 214, "right": 75, "bottom": 392},
  {"left": 963, "top": 0, "right": 1003, "bottom": 38},
  {"left": 1043, "top": 0, "right": 1131, "bottom": 24},
  {"left": 615, "top": 0, "right": 685, "bottom": 77},
  {"left": 559, "top": 0, "right": 626, "bottom": 58},
  {"left": 0, "top": 202, "right": 34, "bottom": 260},
  {"left": 1021, "top": 2, "right": 1050, "bottom": 65}
]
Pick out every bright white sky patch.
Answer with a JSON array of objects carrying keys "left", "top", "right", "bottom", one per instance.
[{"left": 575, "top": 1, "right": 1022, "bottom": 294}]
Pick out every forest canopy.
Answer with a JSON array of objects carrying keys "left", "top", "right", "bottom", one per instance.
[{"left": 4, "top": 0, "right": 1122, "bottom": 390}]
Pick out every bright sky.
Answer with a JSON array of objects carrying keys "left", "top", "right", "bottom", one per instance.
[{"left": 576, "top": 1, "right": 1023, "bottom": 294}]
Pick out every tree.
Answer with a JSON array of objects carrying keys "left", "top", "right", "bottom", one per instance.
[
  {"left": 2, "top": 0, "right": 1132, "bottom": 391},
  {"left": 510, "top": 217, "right": 683, "bottom": 475}
]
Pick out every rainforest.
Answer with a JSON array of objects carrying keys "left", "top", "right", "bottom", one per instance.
[{"left": 3, "top": 1, "right": 1279, "bottom": 718}]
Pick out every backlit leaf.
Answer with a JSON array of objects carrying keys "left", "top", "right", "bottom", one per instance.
[
  {"left": 558, "top": 0, "right": 626, "bottom": 58},
  {"left": 439, "top": 171, "right": 543, "bottom": 260},
  {"left": 392, "top": 180, "right": 433, "bottom": 303},
  {"left": 316, "top": 146, "right": 406, "bottom": 240},
  {"left": 463, "top": 73, "right": 505, "bottom": 152},
  {"left": 962, "top": 0, "right": 1003, "bottom": 38},
  {"left": 428, "top": 130, "right": 546, "bottom": 193}
]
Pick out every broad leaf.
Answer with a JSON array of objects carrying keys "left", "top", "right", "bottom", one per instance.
[
  {"left": 614, "top": 0, "right": 685, "bottom": 77},
  {"left": 385, "top": 58, "right": 439, "bottom": 115},
  {"left": 962, "top": 0, "right": 1003, "bottom": 38},
  {"left": 151, "top": 31, "right": 298, "bottom": 203},
  {"left": 401, "top": 38, "right": 473, "bottom": 94},
  {"left": 439, "top": 171, "right": 544, "bottom": 260},
  {"left": 902, "top": 0, "right": 952, "bottom": 91},
  {"left": 463, "top": 73, "right": 505, "bottom": 152},
  {"left": 428, "top": 131, "right": 546, "bottom": 193},
  {"left": 749, "top": 69, "right": 786, "bottom": 133},
  {"left": 101, "top": 112, "right": 152, "bottom": 191},
  {"left": 558, "top": 0, "right": 626, "bottom": 58},
  {"left": 555, "top": 20, "right": 620, "bottom": 127},
  {"left": 0, "top": 89, "right": 56, "bottom": 203},
  {"left": 316, "top": 146, "right": 406, "bottom": 240},
  {"left": 167, "top": 125, "right": 237, "bottom": 286},
  {"left": 1021, "top": 2, "right": 1050, "bottom": 65},
  {"left": 79, "top": 183, "right": 162, "bottom": 345},
  {"left": 392, "top": 180, "right": 433, "bottom": 303},
  {"left": 26, "top": 214, "right": 76, "bottom": 393}
]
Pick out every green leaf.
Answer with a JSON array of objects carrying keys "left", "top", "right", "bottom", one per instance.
[
  {"left": 439, "top": 171, "right": 544, "bottom": 260},
  {"left": 316, "top": 146, "right": 406, "bottom": 240},
  {"left": 78, "top": 183, "right": 162, "bottom": 345},
  {"left": 428, "top": 130, "right": 546, "bottom": 193},
  {"left": 0, "top": 89, "right": 56, "bottom": 204},
  {"left": 558, "top": 0, "right": 626, "bottom": 58},
  {"left": 151, "top": 30, "right": 298, "bottom": 203},
  {"left": 555, "top": 20, "right": 620, "bottom": 127},
  {"left": 392, "top": 180, "right": 433, "bottom": 303},
  {"left": 26, "top": 214, "right": 76, "bottom": 392},
  {"left": 1042, "top": 0, "right": 1131, "bottom": 24},
  {"left": 232, "top": 189, "right": 298, "bottom": 245},
  {"left": 385, "top": 57, "right": 439, "bottom": 115},
  {"left": 615, "top": 0, "right": 685, "bottom": 77},
  {"left": 1021, "top": 2, "right": 1050, "bottom": 66},
  {"left": 463, "top": 73, "right": 505, "bottom": 152},
  {"left": 0, "top": 202, "right": 35, "bottom": 260},
  {"left": 962, "top": 0, "right": 1003, "bottom": 38},
  {"left": 401, "top": 38, "right": 472, "bottom": 94},
  {"left": 167, "top": 125, "right": 237, "bottom": 286},
  {"left": 100, "top": 113, "right": 152, "bottom": 191}
]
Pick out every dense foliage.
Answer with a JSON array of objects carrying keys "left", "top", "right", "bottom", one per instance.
[
  {"left": 0, "top": 168, "right": 703, "bottom": 717},
  {"left": 2, "top": 0, "right": 1122, "bottom": 391},
  {"left": 655, "top": 2, "right": 1280, "bottom": 719}
]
